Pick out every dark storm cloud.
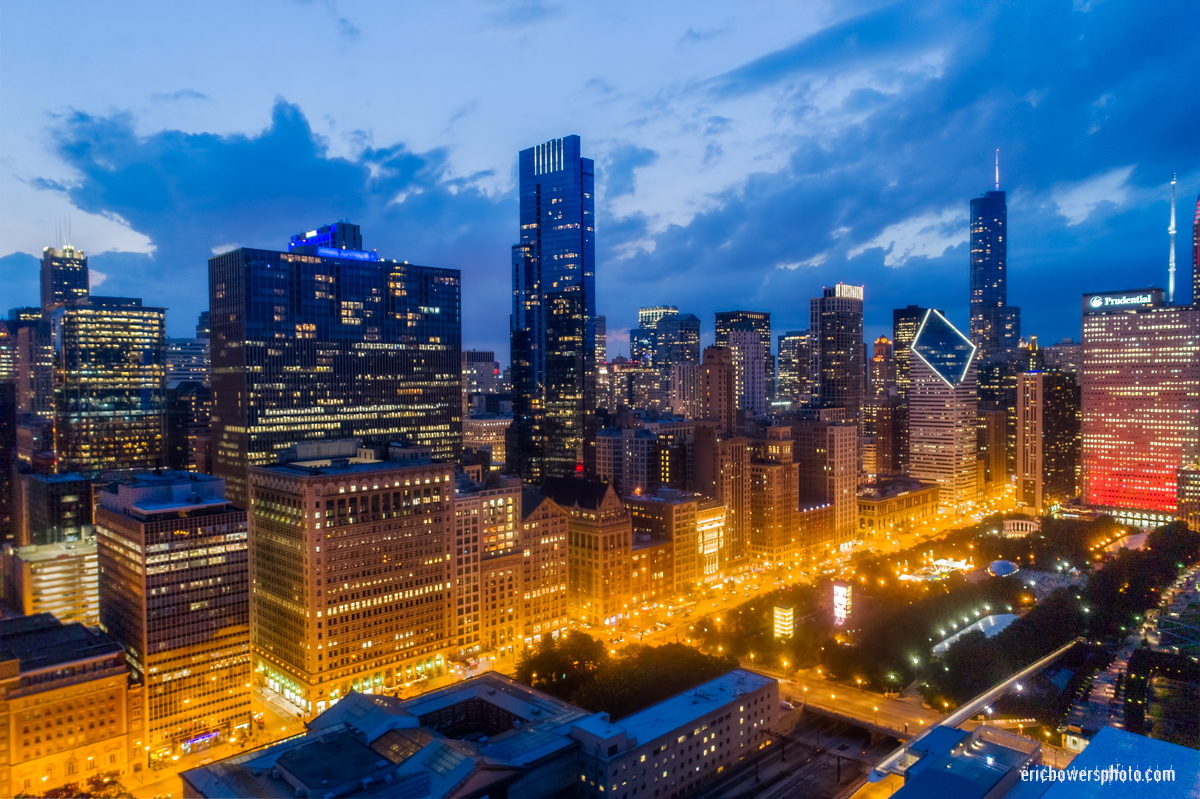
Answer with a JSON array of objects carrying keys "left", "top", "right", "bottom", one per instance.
[
  {"left": 605, "top": 145, "right": 659, "bottom": 199},
  {"left": 27, "top": 100, "right": 514, "bottom": 349}
]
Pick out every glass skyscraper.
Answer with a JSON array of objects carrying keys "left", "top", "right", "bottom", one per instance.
[
  {"left": 969, "top": 188, "right": 1020, "bottom": 360},
  {"left": 510, "top": 135, "right": 597, "bottom": 481},
  {"left": 40, "top": 245, "right": 89, "bottom": 313},
  {"left": 715, "top": 311, "right": 773, "bottom": 401},
  {"left": 53, "top": 296, "right": 167, "bottom": 474},
  {"left": 810, "top": 285, "right": 865, "bottom": 428},
  {"left": 209, "top": 227, "right": 462, "bottom": 508}
]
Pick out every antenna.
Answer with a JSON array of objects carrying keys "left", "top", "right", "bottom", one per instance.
[
  {"left": 1169, "top": 173, "right": 1177, "bottom": 305},
  {"left": 995, "top": 149, "right": 1000, "bottom": 191}
]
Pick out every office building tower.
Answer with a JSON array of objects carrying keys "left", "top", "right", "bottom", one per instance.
[
  {"left": 969, "top": 186, "right": 1021, "bottom": 360},
  {"left": 1016, "top": 370, "right": 1081, "bottom": 513},
  {"left": 893, "top": 305, "right": 934, "bottom": 471},
  {"left": 1081, "top": 289, "right": 1200, "bottom": 521},
  {"left": 196, "top": 310, "right": 211, "bottom": 339},
  {"left": 669, "top": 361, "right": 701, "bottom": 418},
  {"left": 594, "top": 315, "right": 607, "bottom": 366},
  {"left": 516, "top": 490, "right": 570, "bottom": 648},
  {"left": 40, "top": 245, "right": 89, "bottom": 313},
  {"left": 865, "top": 336, "right": 895, "bottom": 435},
  {"left": 700, "top": 347, "right": 735, "bottom": 435},
  {"left": 0, "top": 614, "right": 138, "bottom": 798},
  {"left": 15, "top": 472, "right": 93, "bottom": 546},
  {"left": 638, "top": 306, "right": 678, "bottom": 329},
  {"left": 749, "top": 427, "right": 798, "bottom": 566},
  {"left": 248, "top": 441, "right": 452, "bottom": 713},
  {"left": 776, "top": 331, "right": 812, "bottom": 406},
  {"left": 789, "top": 420, "right": 858, "bottom": 547},
  {"left": 0, "top": 320, "right": 14, "bottom": 381},
  {"left": 856, "top": 477, "right": 939, "bottom": 538},
  {"left": 715, "top": 311, "right": 773, "bottom": 401},
  {"left": 1177, "top": 467, "right": 1200, "bottom": 531},
  {"left": 811, "top": 284, "right": 865, "bottom": 427},
  {"left": 691, "top": 426, "right": 750, "bottom": 575},
  {"left": 596, "top": 427, "right": 659, "bottom": 496},
  {"left": 655, "top": 313, "right": 700, "bottom": 367},
  {"left": 977, "top": 403, "right": 1007, "bottom": 498},
  {"left": 166, "top": 337, "right": 210, "bottom": 385},
  {"left": 1042, "top": 338, "right": 1082, "bottom": 375},
  {"left": 463, "top": 415, "right": 512, "bottom": 467},
  {"left": 0, "top": 382, "right": 12, "bottom": 541},
  {"left": 165, "top": 380, "right": 213, "bottom": 473},
  {"left": 875, "top": 398, "right": 901, "bottom": 476},
  {"left": 94, "top": 471, "right": 250, "bottom": 759},
  {"left": 54, "top": 296, "right": 167, "bottom": 474},
  {"left": 629, "top": 326, "right": 656, "bottom": 366},
  {"left": 4, "top": 540, "right": 99, "bottom": 625},
  {"left": 462, "top": 350, "right": 501, "bottom": 398},
  {"left": 209, "top": 226, "right": 461, "bottom": 509},
  {"left": 540, "top": 478, "right": 631, "bottom": 626},
  {"left": 9, "top": 308, "right": 56, "bottom": 472},
  {"left": 728, "top": 324, "right": 767, "bottom": 417},
  {"left": 908, "top": 310, "right": 979, "bottom": 515},
  {"left": 511, "top": 136, "right": 597, "bottom": 482},
  {"left": 625, "top": 490, "right": 700, "bottom": 592}
]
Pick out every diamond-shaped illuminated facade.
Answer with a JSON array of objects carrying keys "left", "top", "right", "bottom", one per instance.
[{"left": 909, "top": 310, "right": 979, "bottom": 514}]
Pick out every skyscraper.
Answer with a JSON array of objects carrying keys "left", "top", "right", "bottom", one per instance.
[
  {"left": 775, "top": 331, "right": 811, "bottom": 406},
  {"left": 1080, "top": 289, "right": 1200, "bottom": 522},
  {"left": 511, "top": 136, "right": 597, "bottom": 482},
  {"left": 789, "top": 420, "right": 857, "bottom": 547},
  {"left": 865, "top": 336, "right": 895, "bottom": 435},
  {"left": 54, "top": 296, "right": 167, "bottom": 474},
  {"left": 94, "top": 470, "right": 250, "bottom": 761},
  {"left": 810, "top": 284, "right": 865, "bottom": 427},
  {"left": 700, "top": 347, "right": 735, "bottom": 435},
  {"left": 40, "top": 245, "right": 89, "bottom": 313},
  {"left": 892, "top": 305, "right": 933, "bottom": 471},
  {"left": 728, "top": 324, "right": 767, "bottom": 417},
  {"left": 248, "top": 441, "right": 453, "bottom": 713},
  {"left": 908, "top": 310, "right": 979, "bottom": 515},
  {"left": 638, "top": 305, "right": 678, "bottom": 329},
  {"left": 968, "top": 181, "right": 1021, "bottom": 360},
  {"left": 1016, "top": 370, "right": 1080, "bottom": 513},
  {"left": 209, "top": 226, "right": 462, "bottom": 508},
  {"left": 654, "top": 312, "right": 700, "bottom": 368},
  {"left": 715, "top": 311, "right": 773, "bottom": 401},
  {"left": 1192, "top": 195, "right": 1200, "bottom": 305}
]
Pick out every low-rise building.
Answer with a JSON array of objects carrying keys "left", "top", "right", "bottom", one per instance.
[
  {"left": 625, "top": 489, "right": 700, "bottom": 593},
  {"left": 3, "top": 540, "right": 99, "bottom": 625},
  {"left": 857, "top": 477, "right": 939, "bottom": 537},
  {"left": 462, "top": 414, "right": 512, "bottom": 467},
  {"left": 0, "top": 614, "right": 135, "bottom": 797}
]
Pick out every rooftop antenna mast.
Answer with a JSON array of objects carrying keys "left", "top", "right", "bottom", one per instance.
[
  {"left": 1169, "top": 173, "right": 1177, "bottom": 305},
  {"left": 995, "top": 149, "right": 1000, "bottom": 191}
]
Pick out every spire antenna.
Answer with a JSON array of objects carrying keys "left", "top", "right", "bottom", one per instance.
[
  {"left": 1169, "top": 172, "right": 1177, "bottom": 304},
  {"left": 995, "top": 149, "right": 1000, "bottom": 191}
]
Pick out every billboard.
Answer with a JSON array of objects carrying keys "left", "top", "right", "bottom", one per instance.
[
  {"left": 833, "top": 581, "right": 852, "bottom": 626},
  {"left": 1082, "top": 289, "right": 1164, "bottom": 315}
]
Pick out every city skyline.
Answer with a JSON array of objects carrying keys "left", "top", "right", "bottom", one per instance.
[{"left": 3, "top": 2, "right": 1200, "bottom": 358}]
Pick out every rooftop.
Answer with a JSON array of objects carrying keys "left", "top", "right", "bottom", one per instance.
[
  {"left": 1039, "top": 726, "right": 1200, "bottom": 799},
  {"left": 896, "top": 727, "right": 1038, "bottom": 799},
  {"left": 0, "top": 614, "right": 124, "bottom": 673},
  {"left": 912, "top": 309, "right": 977, "bottom": 386},
  {"left": 540, "top": 477, "right": 615, "bottom": 511},
  {"left": 932, "top": 614, "right": 1018, "bottom": 657},
  {"left": 10, "top": 540, "right": 97, "bottom": 563},
  {"left": 572, "top": 669, "right": 774, "bottom": 750},
  {"left": 859, "top": 477, "right": 939, "bottom": 500}
]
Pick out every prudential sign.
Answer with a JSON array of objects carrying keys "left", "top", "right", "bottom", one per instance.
[{"left": 1083, "top": 290, "right": 1162, "bottom": 314}]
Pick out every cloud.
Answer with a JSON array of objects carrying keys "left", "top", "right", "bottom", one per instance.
[
  {"left": 848, "top": 208, "right": 965, "bottom": 267},
  {"left": 778, "top": 253, "right": 827, "bottom": 270},
  {"left": 150, "top": 89, "right": 209, "bottom": 103},
  {"left": 89, "top": 269, "right": 107, "bottom": 289},
  {"left": 605, "top": 145, "right": 659, "bottom": 199},
  {"left": 679, "top": 27, "right": 729, "bottom": 46},
  {"left": 28, "top": 100, "right": 514, "bottom": 348},
  {"left": 485, "top": 0, "right": 562, "bottom": 27},
  {"left": 1051, "top": 166, "right": 1136, "bottom": 225}
]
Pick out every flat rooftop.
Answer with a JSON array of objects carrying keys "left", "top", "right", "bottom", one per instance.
[
  {"left": 0, "top": 614, "right": 124, "bottom": 672},
  {"left": 572, "top": 669, "right": 774, "bottom": 747},
  {"left": 261, "top": 458, "right": 446, "bottom": 479},
  {"left": 1040, "top": 726, "right": 1200, "bottom": 799}
]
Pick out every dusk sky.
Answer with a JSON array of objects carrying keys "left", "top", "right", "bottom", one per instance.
[{"left": 2, "top": 0, "right": 1198, "bottom": 357}]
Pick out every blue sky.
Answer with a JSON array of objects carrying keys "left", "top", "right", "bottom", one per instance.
[{"left": 2, "top": 0, "right": 1198, "bottom": 357}]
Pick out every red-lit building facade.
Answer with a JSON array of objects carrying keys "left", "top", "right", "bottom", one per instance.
[{"left": 1081, "top": 290, "right": 1200, "bottom": 524}]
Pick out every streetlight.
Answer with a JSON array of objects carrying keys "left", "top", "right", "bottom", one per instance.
[{"left": 874, "top": 706, "right": 878, "bottom": 725}]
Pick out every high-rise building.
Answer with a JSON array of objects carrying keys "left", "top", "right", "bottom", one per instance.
[
  {"left": 789, "top": 420, "right": 857, "bottom": 546},
  {"left": 865, "top": 336, "right": 895, "bottom": 436},
  {"left": 209, "top": 226, "right": 462, "bottom": 509},
  {"left": 53, "top": 296, "right": 166, "bottom": 475},
  {"left": 1081, "top": 289, "right": 1200, "bottom": 522},
  {"left": 908, "top": 310, "right": 979, "bottom": 515},
  {"left": 0, "top": 614, "right": 137, "bottom": 798},
  {"left": 4, "top": 540, "right": 99, "bottom": 625},
  {"left": 629, "top": 326, "right": 656, "bottom": 366},
  {"left": 775, "top": 331, "right": 811, "bottom": 406},
  {"left": 625, "top": 489, "right": 700, "bottom": 592},
  {"left": 511, "top": 136, "right": 597, "bottom": 482},
  {"left": 165, "top": 380, "right": 213, "bottom": 473},
  {"left": 515, "top": 490, "right": 569, "bottom": 648},
  {"left": 0, "top": 381, "right": 13, "bottom": 541},
  {"left": 700, "top": 347, "right": 735, "bottom": 434},
  {"left": 15, "top": 472, "right": 94, "bottom": 546},
  {"left": 0, "top": 320, "right": 14, "bottom": 382},
  {"left": 10, "top": 308, "right": 57, "bottom": 472},
  {"left": 669, "top": 361, "right": 701, "bottom": 418},
  {"left": 1042, "top": 338, "right": 1082, "bottom": 376},
  {"left": 94, "top": 471, "right": 250, "bottom": 760},
  {"left": 977, "top": 403, "right": 1007, "bottom": 498},
  {"left": 893, "top": 305, "right": 934, "bottom": 471},
  {"left": 166, "top": 336, "right": 210, "bottom": 385},
  {"left": 1016, "top": 370, "right": 1081, "bottom": 513},
  {"left": 540, "top": 478, "right": 631, "bottom": 626},
  {"left": 811, "top": 284, "right": 865, "bottom": 428},
  {"left": 462, "top": 349, "right": 501, "bottom": 411},
  {"left": 728, "top": 324, "right": 767, "bottom": 417},
  {"left": 638, "top": 306, "right": 678, "bottom": 329},
  {"left": 40, "top": 245, "right": 89, "bottom": 313},
  {"left": 655, "top": 313, "right": 700, "bottom": 368},
  {"left": 248, "top": 441, "right": 453, "bottom": 714},
  {"left": 596, "top": 427, "right": 659, "bottom": 496},
  {"left": 968, "top": 185, "right": 1021, "bottom": 361},
  {"left": 691, "top": 426, "right": 750, "bottom": 574},
  {"left": 715, "top": 311, "right": 773, "bottom": 400},
  {"left": 749, "top": 427, "right": 798, "bottom": 567}
]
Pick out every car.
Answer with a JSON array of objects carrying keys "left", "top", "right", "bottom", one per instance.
[{"left": 781, "top": 701, "right": 796, "bottom": 711}]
